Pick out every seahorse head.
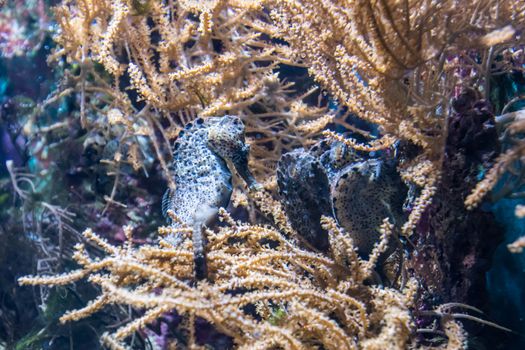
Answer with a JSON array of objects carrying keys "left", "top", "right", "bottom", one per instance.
[
  {"left": 207, "top": 115, "right": 260, "bottom": 190},
  {"left": 207, "top": 115, "right": 246, "bottom": 160}
]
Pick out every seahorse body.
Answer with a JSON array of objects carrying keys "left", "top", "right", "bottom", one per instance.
[
  {"left": 276, "top": 149, "right": 333, "bottom": 251},
  {"left": 277, "top": 140, "right": 406, "bottom": 258},
  {"left": 276, "top": 141, "right": 357, "bottom": 251},
  {"left": 331, "top": 158, "right": 406, "bottom": 256},
  {"left": 163, "top": 115, "right": 256, "bottom": 280}
]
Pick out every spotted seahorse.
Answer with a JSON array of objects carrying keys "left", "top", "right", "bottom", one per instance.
[{"left": 162, "top": 115, "right": 258, "bottom": 280}]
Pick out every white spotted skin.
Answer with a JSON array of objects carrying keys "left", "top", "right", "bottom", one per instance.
[
  {"left": 331, "top": 159, "right": 405, "bottom": 257},
  {"left": 163, "top": 115, "right": 256, "bottom": 280},
  {"left": 166, "top": 117, "right": 233, "bottom": 228}
]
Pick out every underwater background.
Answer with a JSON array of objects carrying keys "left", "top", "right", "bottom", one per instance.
[{"left": 1, "top": 0, "right": 525, "bottom": 349}]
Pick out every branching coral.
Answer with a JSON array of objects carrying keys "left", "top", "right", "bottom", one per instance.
[
  {"left": 271, "top": 0, "right": 525, "bottom": 152},
  {"left": 40, "top": 0, "right": 525, "bottom": 234},
  {"left": 5, "top": 159, "right": 81, "bottom": 265},
  {"left": 465, "top": 102, "right": 525, "bottom": 260},
  {"left": 269, "top": 0, "right": 525, "bottom": 234},
  {"left": 466, "top": 110, "right": 525, "bottom": 207},
  {"left": 39, "top": 0, "right": 332, "bottom": 202},
  {"left": 14, "top": 0, "right": 525, "bottom": 348},
  {"left": 20, "top": 199, "right": 445, "bottom": 349}
]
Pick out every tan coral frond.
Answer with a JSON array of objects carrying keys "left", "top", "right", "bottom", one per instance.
[{"left": 20, "top": 209, "right": 419, "bottom": 349}]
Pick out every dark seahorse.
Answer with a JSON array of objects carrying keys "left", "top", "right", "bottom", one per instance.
[
  {"left": 277, "top": 140, "right": 407, "bottom": 259},
  {"left": 276, "top": 140, "right": 357, "bottom": 252}
]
